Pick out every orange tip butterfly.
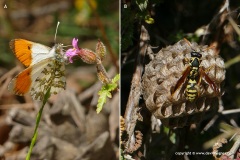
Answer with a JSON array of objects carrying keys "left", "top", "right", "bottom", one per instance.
[{"left": 8, "top": 22, "right": 66, "bottom": 101}]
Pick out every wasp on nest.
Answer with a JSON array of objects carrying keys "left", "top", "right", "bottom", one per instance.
[{"left": 142, "top": 39, "right": 225, "bottom": 127}]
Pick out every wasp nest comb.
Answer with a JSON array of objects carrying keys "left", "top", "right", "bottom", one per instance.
[{"left": 142, "top": 39, "right": 225, "bottom": 127}]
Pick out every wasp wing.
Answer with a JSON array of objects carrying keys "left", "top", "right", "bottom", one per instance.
[
  {"left": 172, "top": 66, "right": 191, "bottom": 96},
  {"left": 199, "top": 67, "right": 220, "bottom": 95}
]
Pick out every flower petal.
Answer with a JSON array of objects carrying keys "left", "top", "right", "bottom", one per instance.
[
  {"left": 66, "top": 48, "right": 78, "bottom": 63},
  {"left": 65, "top": 38, "right": 82, "bottom": 63},
  {"left": 72, "top": 38, "right": 79, "bottom": 50}
]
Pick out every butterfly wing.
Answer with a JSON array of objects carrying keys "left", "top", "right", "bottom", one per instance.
[
  {"left": 30, "top": 59, "right": 66, "bottom": 100},
  {"left": 8, "top": 58, "right": 66, "bottom": 101},
  {"left": 9, "top": 39, "right": 52, "bottom": 67}
]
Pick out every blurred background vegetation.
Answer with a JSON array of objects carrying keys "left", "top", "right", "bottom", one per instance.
[
  {"left": 0, "top": 0, "right": 119, "bottom": 159},
  {"left": 0, "top": 0, "right": 118, "bottom": 68},
  {"left": 121, "top": 0, "right": 240, "bottom": 160}
]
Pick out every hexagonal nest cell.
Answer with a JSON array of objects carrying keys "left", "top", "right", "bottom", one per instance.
[{"left": 142, "top": 39, "right": 225, "bottom": 127}]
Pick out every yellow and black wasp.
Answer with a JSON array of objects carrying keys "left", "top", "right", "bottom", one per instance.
[{"left": 172, "top": 39, "right": 220, "bottom": 102}]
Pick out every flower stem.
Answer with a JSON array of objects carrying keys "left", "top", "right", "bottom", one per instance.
[
  {"left": 96, "top": 60, "right": 111, "bottom": 84},
  {"left": 25, "top": 87, "right": 51, "bottom": 160}
]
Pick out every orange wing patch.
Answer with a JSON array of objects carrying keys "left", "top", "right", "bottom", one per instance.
[
  {"left": 9, "top": 39, "right": 33, "bottom": 67},
  {"left": 10, "top": 67, "right": 32, "bottom": 95}
]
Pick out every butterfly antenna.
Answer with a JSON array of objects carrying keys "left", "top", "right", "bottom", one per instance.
[
  {"left": 54, "top": 21, "right": 60, "bottom": 43},
  {"left": 62, "top": 45, "right": 72, "bottom": 48}
]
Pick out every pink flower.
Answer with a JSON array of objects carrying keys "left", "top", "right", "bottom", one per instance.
[
  {"left": 66, "top": 38, "right": 98, "bottom": 64},
  {"left": 66, "top": 38, "right": 81, "bottom": 63}
]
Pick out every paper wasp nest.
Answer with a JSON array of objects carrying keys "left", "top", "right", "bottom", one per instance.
[{"left": 142, "top": 39, "right": 225, "bottom": 127}]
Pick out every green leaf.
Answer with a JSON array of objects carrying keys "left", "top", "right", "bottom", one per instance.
[
  {"left": 97, "top": 89, "right": 110, "bottom": 113},
  {"left": 112, "top": 74, "right": 120, "bottom": 83},
  {"left": 136, "top": 0, "right": 148, "bottom": 11},
  {"left": 96, "top": 74, "right": 119, "bottom": 113},
  {"left": 145, "top": 15, "right": 154, "bottom": 24},
  {"left": 107, "top": 83, "right": 117, "bottom": 91},
  {"left": 106, "top": 91, "right": 112, "bottom": 98}
]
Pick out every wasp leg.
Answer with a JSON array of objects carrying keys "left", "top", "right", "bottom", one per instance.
[
  {"left": 204, "top": 65, "right": 214, "bottom": 73},
  {"left": 183, "top": 38, "right": 192, "bottom": 47},
  {"left": 203, "top": 45, "right": 216, "bottom": 52},
  {"left": 183, "top": 58, "right": 189, "bottom": 65}
]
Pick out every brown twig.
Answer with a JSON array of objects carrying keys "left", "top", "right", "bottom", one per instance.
[
  {"left": 227, "top": 135, "right": 240, "bottom": 159},
  {"left": 67, "top": 91, "right": 86, "bottom": 133},
  {"left": 222, "top": 108, "right": 240, "bottom": 115},
  {"left": 201, "top": 0, "right": 230, "bottom": 54},
  {"left": 212, "top": 138, "right": 228, "bottom": 159},
  {"left": 96, "top": 60, "right": 111, "bottom": 84},
  {"left": 0, "top": 141, "right": 15, "bottom": 157},
  {"left": 78, "top": 82, "right": 102, "bottom": 102},
  {"left": 0, "top": 103, "right": 34, "bottom": 110},
  {"left": 124, "top": 25, "right": 149, "bottom": 151},
  {"left": 0, "top": 66, "right": 20, "bottom": 84},
  {"left": 125, "top": 130, "right": 143, "bottom": 153},
  {"left": 0, "top": 76, "right": 11, "bottom": 99}
]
